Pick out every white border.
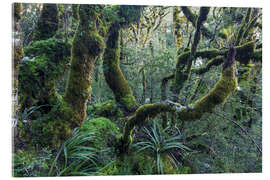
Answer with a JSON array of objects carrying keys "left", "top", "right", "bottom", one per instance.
[{"left": 1, "top": 0, "right": 268, "bottom": 180}]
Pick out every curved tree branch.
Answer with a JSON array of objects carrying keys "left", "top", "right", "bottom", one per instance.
[{"left": 120, "top": 46, "right": 238, "bottom": 152}]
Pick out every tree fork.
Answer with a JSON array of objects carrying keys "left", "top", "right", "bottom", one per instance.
[{"left": 181, "top": 6, "right": 213, "bottom": 39}]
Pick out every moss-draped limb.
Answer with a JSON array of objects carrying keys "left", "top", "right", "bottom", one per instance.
[
  {"left": 181, "top": 6, "right": 212, "bottom": 39},
  {"left": 33, "top": 4, "right": 59, "bottom": 41},
  {"left": 235, "top": 8, "right": 252, "bottom": 46},
  {"left": 64, "top": 5, "right": 104, "bottom": 127},
  {"left": 172, "top": 41, "right": 256, "bottom": 95},
  {"left": 120, "top": 46, "right": 237, "bottom": 151},
  {"left": 103, "top": 25, "right": 137, "bottom": 112},
  {"left": 225, "top": 41, "right": 255, "bottom": 65}
]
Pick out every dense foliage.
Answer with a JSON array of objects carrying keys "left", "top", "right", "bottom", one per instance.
[{"left": 12, "top": 3, "right": 262, "bottom": 176}]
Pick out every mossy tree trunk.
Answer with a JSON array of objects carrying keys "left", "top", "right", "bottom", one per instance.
[
  {"left": 102, "top": 6, "right": 143, "bottom": 112},
  {"left": 63, "top": 5, "right": 104, "bottom": 127},
  {"left": 17, "top": 5, "right": 105, "bottom": 148},
  {"left": 103, "top": 24, "right": 137, "bottom": 112}
]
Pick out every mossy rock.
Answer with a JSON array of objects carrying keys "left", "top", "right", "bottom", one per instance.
[{"left": 80, "top": 117, "right": 120, "bottom": 148}]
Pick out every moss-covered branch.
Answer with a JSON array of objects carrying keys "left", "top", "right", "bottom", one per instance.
[
  {"left": 235, "top": 8, "right": 252, "bottom": 46},
  {"left": 181, "top": 6, "right": 212, "bottom": 39},
  {"left": 120, "top": 46, "right": 238, "bottom": 152},
  {"left": 173, "top": 41, "right": 258, "bottom": 90}
]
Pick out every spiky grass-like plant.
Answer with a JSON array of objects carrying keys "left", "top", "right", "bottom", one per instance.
[
  {"left": 133, "top": 121, "right": 191, "bottom": 174},
  {"left": 48, "top": 128, "right": 105, "bottom": 176}
]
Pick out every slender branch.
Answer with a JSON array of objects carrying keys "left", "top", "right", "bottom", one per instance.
[
  {"left": 235, "top": 8, "right": 252, "bottom": 46},
  {"left": 181, "top": 6, "right": 213, "bottom": 39},
  {"left": 187, "top": 7, "right": 210, "bottom": 73}
]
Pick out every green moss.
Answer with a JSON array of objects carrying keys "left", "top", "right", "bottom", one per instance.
[
  {"left": 18, "top": 100, "right": 74, "bottom": 148},
  {"left": 173, "top": 7, "right": 184, "bottom": 49},
  {"left": 196, "top": 49, "right": 221, "bottom": 59},
  {"left": 238, "top": 64, "right": 254, "bottom": 82},
  {"left": 80, "top": 117, "right": 120, "bottom": 148},
  {"left": 218, "top": 26, "right": 233, "bottom": 40},
  {"left": 18, "top": 37, "right": 71, "bottom": 110},
  {"left": 33, "top": 4, "right": 59, "bottom": 41}
]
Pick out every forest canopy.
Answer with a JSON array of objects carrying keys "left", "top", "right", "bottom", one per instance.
[{"left": 12, "top": 3, "right": 262, "bottom": 176}]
